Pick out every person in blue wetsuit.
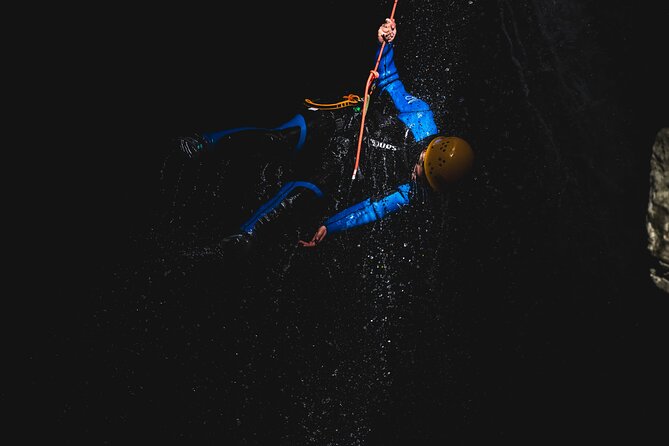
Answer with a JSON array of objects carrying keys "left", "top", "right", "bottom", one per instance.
[{"left": 178, "top": 18, "right": 473, "bottom": 249}]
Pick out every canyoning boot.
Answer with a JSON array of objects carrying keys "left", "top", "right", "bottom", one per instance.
[
  {"left": 221, "top": 232, "right": 253, "bottom": 248},
  {"left": 177, "top": 133, "right": 209, "bottom": 158},
  {"left": 219, "top": 231, "right": 255, "bottom": 261}
]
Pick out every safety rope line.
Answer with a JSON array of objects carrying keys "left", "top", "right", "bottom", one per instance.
[
  {"left": 304, "top": 94, "right": 363, "bottom": 110},
  {"left": 352, "top": 0, "right": 399, "bottom": 179}
]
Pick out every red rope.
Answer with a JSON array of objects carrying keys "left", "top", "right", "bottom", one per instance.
[{"left": 352, "top": 0, "right": 399, "bottom": 179}]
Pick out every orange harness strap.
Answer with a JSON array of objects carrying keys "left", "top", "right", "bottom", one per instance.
[{"left": 352, "top": 0, "right": 399, "bottom": 179}]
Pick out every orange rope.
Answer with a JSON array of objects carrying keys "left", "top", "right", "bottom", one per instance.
[{"left": 352, "top": 0, "right": 399, "bottom": 179}]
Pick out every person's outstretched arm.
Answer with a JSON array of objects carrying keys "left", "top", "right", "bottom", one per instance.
[
  {"left": 374, "top": 18, "right": 439, "bottom": 143},
  {"left": 298, "top": 183, "right": 411, "bottom": 248}
]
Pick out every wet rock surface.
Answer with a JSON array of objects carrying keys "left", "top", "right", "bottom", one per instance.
[{"left": 647, "top": 128, "right": 669, "bottom": 293}]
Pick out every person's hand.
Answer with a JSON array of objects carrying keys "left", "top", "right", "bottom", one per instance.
[
  {"left": 298, "top": 225, "right": 328, "bottom": 248},
  {"left": 377, "top": 18, "right": 396, "bottom": 43}
]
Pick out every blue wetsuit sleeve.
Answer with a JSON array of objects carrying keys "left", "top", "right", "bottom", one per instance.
[
  {"left": 323, "top": 184, "right": 412, "bottom": 234},
  {"left": 374, "top": 42, "right": 439, "bottom": 142}
]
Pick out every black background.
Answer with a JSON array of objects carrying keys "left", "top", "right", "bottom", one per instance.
[{"left": 24, "top": 0, "right": 669, "bottom": 444}]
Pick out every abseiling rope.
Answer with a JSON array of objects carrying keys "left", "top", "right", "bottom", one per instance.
[{"left": 352, "top": 0, "right": 399, "bottom": 180}]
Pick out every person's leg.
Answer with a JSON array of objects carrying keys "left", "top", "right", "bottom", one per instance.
[
  {"left": 223, "top": 180, "right": 326, "bottom": 245},
  {"left": 179, "top": 114, "right": 308, "bottom": 161},
  {"left": 179, "top": 108, "right": 345, "bottom": 162}
]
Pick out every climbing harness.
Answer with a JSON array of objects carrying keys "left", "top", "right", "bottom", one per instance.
[
  {"left": 352, "top": 0, "right": 399, "bottom": 179},
  {"left": 304, "top": 94, "right": 364, "bottom": 111}
]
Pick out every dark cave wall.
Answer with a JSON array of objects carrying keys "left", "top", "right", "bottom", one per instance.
[
  {"left": 391, "top": 0, "right": 666, "bottom": 442},
  {"left": 35, "top": 1, "right": 669, "bottom": 445}
]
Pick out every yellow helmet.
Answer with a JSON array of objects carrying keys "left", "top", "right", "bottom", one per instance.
[{"left": 423, "top": 136, "right": 474, "bottom": 192}]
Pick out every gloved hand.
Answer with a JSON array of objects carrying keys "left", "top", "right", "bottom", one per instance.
[
  {"left": 377, "top": 18, "right": 397, "bottom": 43},
  {"left": 298, "top": 225, "right": 327, "bottom": 248}
]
